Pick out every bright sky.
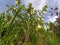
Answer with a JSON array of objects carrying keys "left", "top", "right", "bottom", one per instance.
[{"left": 0, "top": 0, "right": 59, "bottom": 22}]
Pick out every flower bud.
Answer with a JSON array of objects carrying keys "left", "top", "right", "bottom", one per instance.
[{"left": 15, "top": 1, "right": 19, "bottom": 5}]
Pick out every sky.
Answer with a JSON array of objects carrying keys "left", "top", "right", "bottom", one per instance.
[
  {"left": 0, "top": 0, "right": 16, "bottom": 12},
  {"left": 0, "top": 0, "right": 59, "bottom": 22}
]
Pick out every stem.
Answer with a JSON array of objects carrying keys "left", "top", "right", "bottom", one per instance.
[{"left": 10, "top": 6, "right": 23, "bottom": 25}]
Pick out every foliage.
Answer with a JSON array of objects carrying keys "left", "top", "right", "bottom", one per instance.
[{"left": 0, "top": 0, "right": 60, "bottom": 45}]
